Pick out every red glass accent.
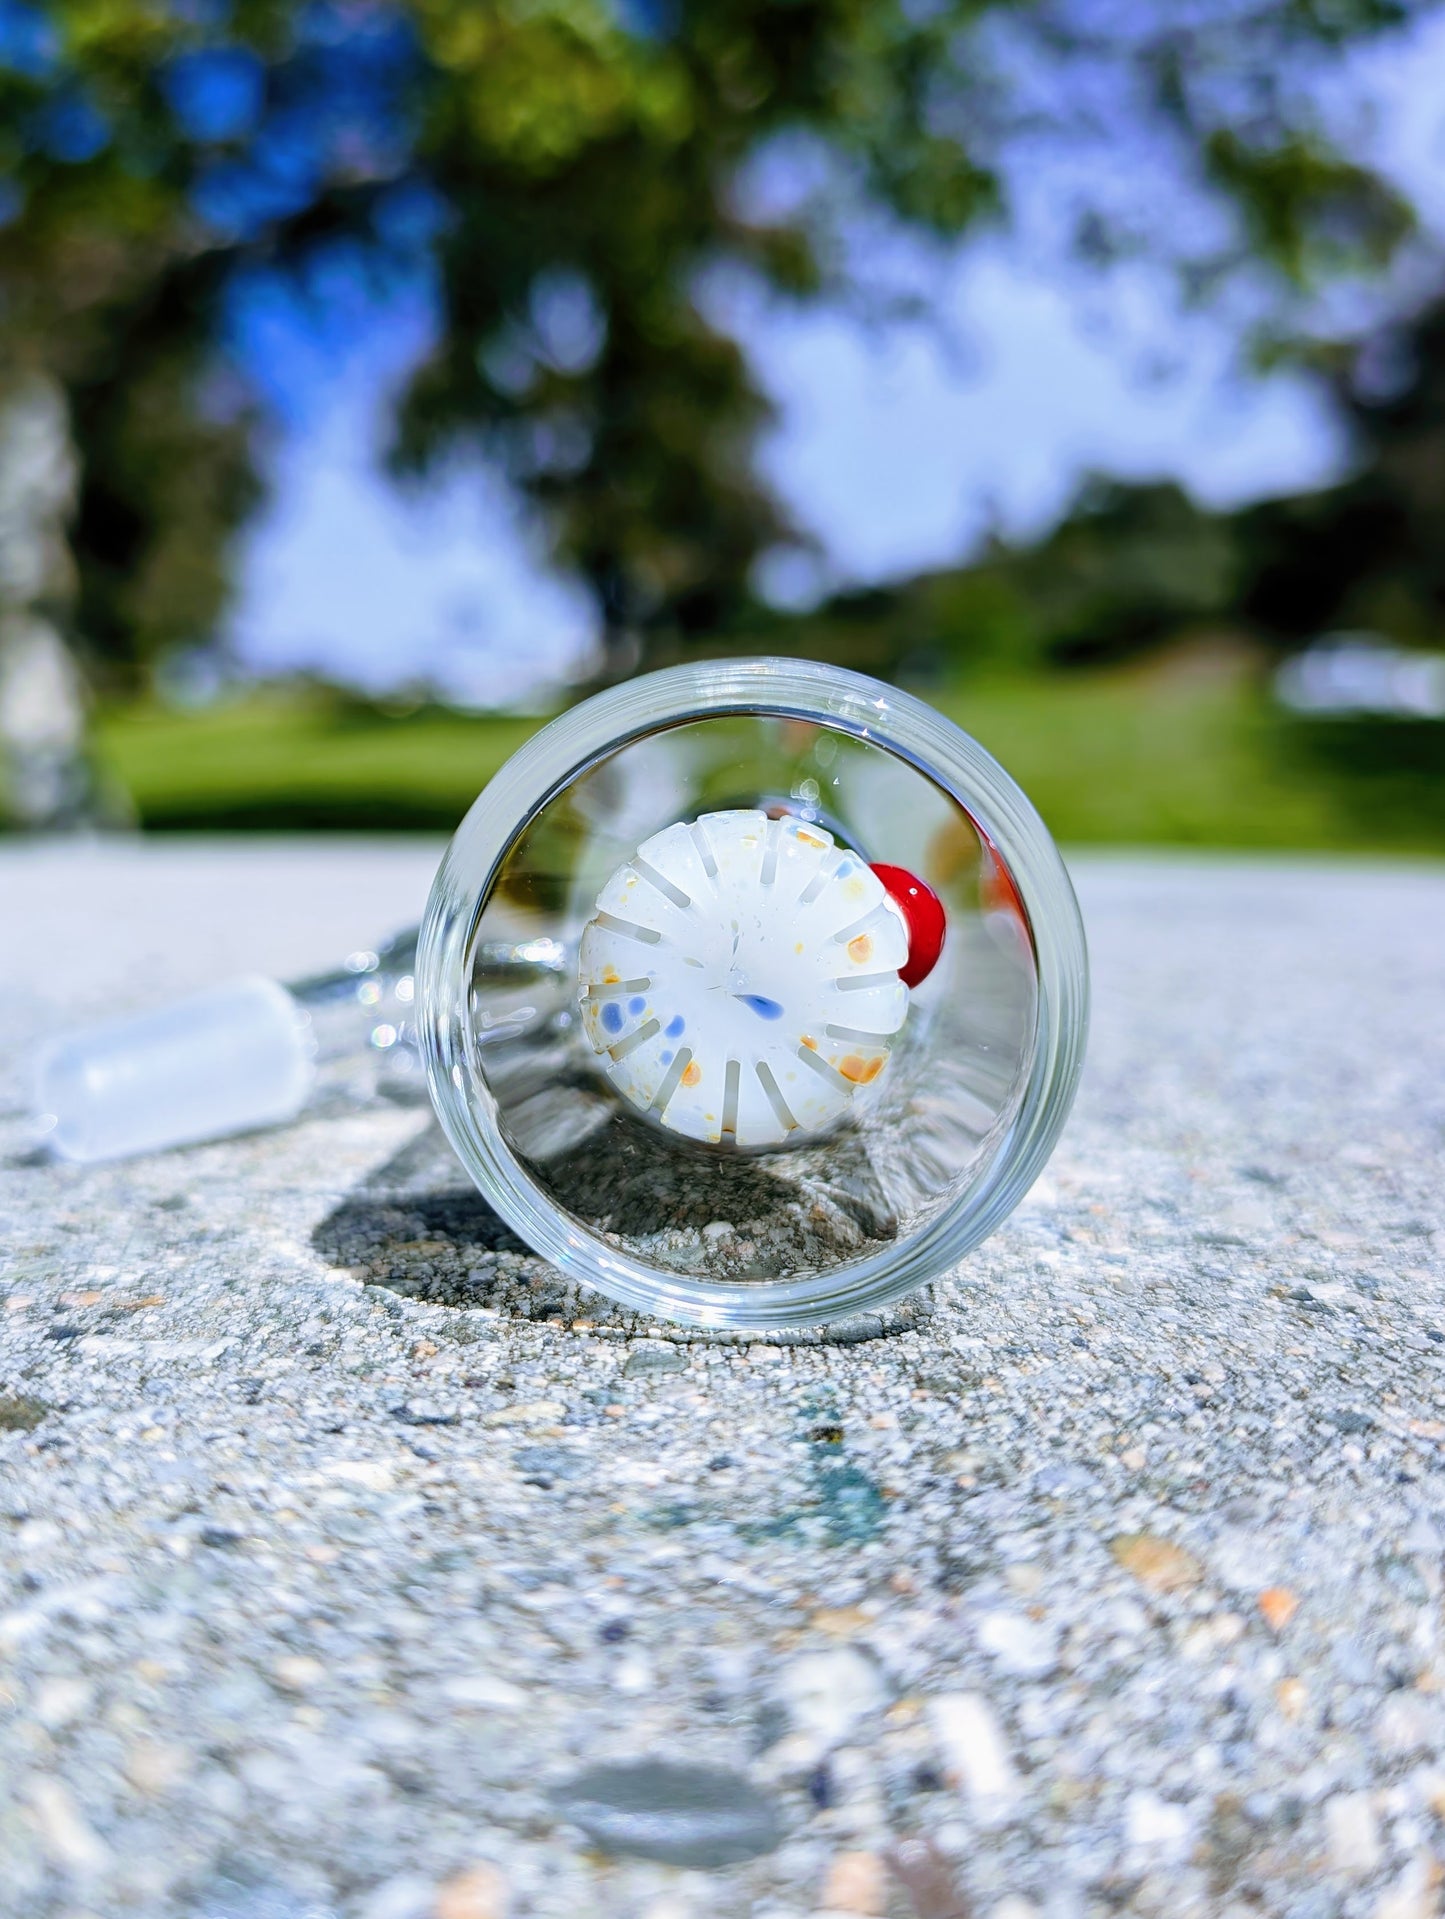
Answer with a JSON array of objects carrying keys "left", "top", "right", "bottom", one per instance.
[{"left": 870, "top": 863, "right": 946, "bottom": 988}]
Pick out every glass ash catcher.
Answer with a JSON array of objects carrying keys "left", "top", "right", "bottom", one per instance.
[{"left": 37, "top": 660, "right": 1089, "bottom": 1331}]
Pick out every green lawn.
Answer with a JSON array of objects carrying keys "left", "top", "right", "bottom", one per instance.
[
  {"left": 92, "top": 666, "right": 1445, "bottom": 851},
  {"left": 932, "top": 676, "right": 1346, "bottom": 849},
  {"left": 94, "top": 689, "right": 542, "bottom": 832}
]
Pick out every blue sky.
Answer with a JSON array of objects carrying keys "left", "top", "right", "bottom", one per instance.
[{"left": 224, "top": 13, "right": 1445, "bottom": 705}]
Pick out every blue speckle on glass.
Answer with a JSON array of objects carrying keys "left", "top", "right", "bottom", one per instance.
[
  {"left": 660, "top": 1049, "right": 673, "bottom": 1066},
  {"left": 600, "top": 1001, "right": 625, "bottom": 1035},
  {"left": 835, "top": 858, "right": 855, "bottom": 876},
  {"left": 629, "top": 995, "right": 646, "bottom": 1015},
  {"left": 665, "top": 1014, "right": 685, "bottom": 1038},
  {"left": 738, "top": 994, "right": 784, "bottom": 1020}
]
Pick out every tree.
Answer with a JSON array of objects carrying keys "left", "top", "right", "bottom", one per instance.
[
  {"left": 0, "top": 0, "right": 1434, "bottom": 723},
  {"left": 849, "top": 285, "right": 1445, "bottom": 675},
  {"left": 1239, "top": 285, "right": 1445, "bottom": 645}
]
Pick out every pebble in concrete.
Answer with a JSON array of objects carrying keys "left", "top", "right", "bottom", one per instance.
[{"left": 550, "top": 1761, "right": 784, "bottom": 1868}]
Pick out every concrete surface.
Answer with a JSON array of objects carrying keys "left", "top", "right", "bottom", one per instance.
[{"left": 1, "top": 838, "right": 1444, "bottom": 1919}]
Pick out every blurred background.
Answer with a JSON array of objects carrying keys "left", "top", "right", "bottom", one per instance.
[{"left": 2, "top": 0, "right": 1444, "bottom": 849}]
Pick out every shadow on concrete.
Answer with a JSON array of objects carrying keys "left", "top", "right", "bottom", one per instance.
[{"left": 311, "top": 1116, "right": 932, "bottom": 1344}]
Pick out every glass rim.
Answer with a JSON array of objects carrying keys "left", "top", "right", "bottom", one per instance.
[{"left": 417, "top": 657, "right": 1090, "bottom": 1330}]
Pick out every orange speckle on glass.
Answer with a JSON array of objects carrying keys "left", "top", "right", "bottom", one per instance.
[
  {"left": 681, "top": 1061, "right": 702, "bottom": 1087},
  {"left": 801, "top": 1034, "right": 818, "bottom": 1050},
  {"left": 795, "top": 940, "right": 805, "bottom": 953},
  {"left": 840, "top": 1054, "right": 885, "bottom": 1084},
  {"left": 847, "top": 934, "right": 873, "bottom": 964},
  {"left": 926, "top": 816, "right": 976, "bottom": 885},
  {"left": 602, "top": 967, "right": 620, "bottom": 984},
  {"left": 980, "top": 840, "right": 1027, "bottom": 923},
  {"left": 797, "top": 830, "right": 826, "bottom": 849}
]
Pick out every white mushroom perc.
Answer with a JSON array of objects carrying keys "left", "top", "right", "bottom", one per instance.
[{"left": 578, "top": 809, "right": 910, "bottom": 1147}]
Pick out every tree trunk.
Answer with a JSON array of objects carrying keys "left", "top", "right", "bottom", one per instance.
[{"left": 0, "top": 374, "right": 108, "bottom": 829}]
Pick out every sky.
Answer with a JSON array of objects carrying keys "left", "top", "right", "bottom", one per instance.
[{"left": 223, "top": 13, "right": 1445, "bottom": 706}]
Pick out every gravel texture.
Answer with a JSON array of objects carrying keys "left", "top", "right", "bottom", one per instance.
[{"left": 2, "top": 837, "right": 1444, "bottom": 1919}]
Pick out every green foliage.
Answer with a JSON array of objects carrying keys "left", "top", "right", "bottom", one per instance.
[
  {"left": 991, "top": 482, "right": 1243, "bottom": 666},
  {"left": 1205, "top": 130, "right": 1414, "bottom": 287},
  {"left": 1238, "top": 286, "right": 1445, "bottom": 645},
  {"left": 0, "top": 9, "right": 261, "bottom": 687},
  {"left": 0, "top": 0, "right": 1435, "bottom": 683},
  {"left": 783, "top": 280, "right": 1445, "bottom": 679},
  {"left": 65, "top": 281, "right": 262, "bottom": 687},
  {"left": 920, "top": 572, "right": 1038, "bottom": 670},
  {"left": 664, "top": 482, "right": 1247, "bottom": 678}
]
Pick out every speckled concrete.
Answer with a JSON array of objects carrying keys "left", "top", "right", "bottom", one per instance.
[{"left": 2, "top": 839, "right": 1444, "bottom": 1919}]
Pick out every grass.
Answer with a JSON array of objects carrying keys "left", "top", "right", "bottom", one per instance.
[
  {"left": 935, "top": 661, "right": 1445, "bottom": 852},
  {"left": 94, "top": 687, "right": 541, "bottom": 832},
  {"left": 91, "top": 657, "right": 1445, "bottom": 851},
  {"left": 932, "top": 675, "right": 1346, "bottom": 850}
]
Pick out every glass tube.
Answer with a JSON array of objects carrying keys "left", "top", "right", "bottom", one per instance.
[{"left": 418, "top": 659, "right": 1089, "bottom": 1331}]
